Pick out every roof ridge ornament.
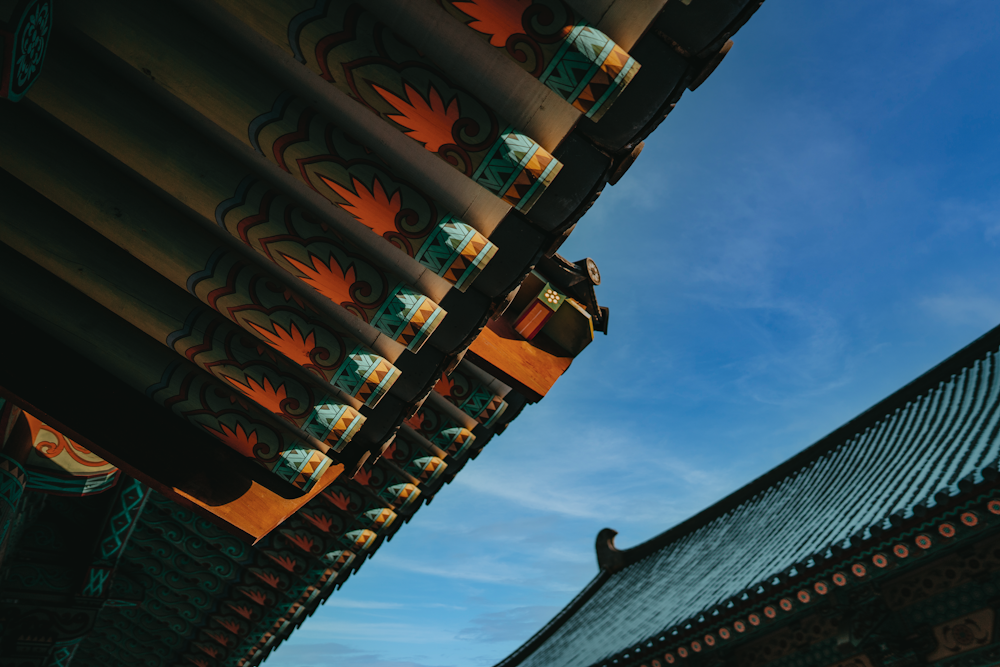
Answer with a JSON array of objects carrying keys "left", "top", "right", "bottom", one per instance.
[{"left": 596, "top": 528, "right": 627, "bottom": 573}]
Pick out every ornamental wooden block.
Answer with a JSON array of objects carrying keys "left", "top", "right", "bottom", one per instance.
[{"left": 0, "top": 0, "right": 50, "bottom": 101}]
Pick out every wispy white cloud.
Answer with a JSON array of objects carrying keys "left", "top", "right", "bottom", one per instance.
[
  {"left": 920, "top": 293, "right": 1000, "bottom": 328},
  {"left": 374, "top": 552, "right": 545, "bottom": 587},
  {"left": 264, "top": 641, "right": 454, "bottom": 667},
  {"left": 456, "top": 606, "right": 561, "bottom": 643},
  {"left": 323, "top": 599, "right": 406, "bottom": 610},
  {"left": 291, "top": 619, "right": 459, "bottom": 645}
]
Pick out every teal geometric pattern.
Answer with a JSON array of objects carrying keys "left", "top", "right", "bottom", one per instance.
[
  {"left": 457, "top": 234, "right": 499, "bottom": 292},
  {"left": 415, "top": 218, "right": 479, "bottom": 278},
  {"left": 47, "top": 639, "right": 83, "bottom": 667},
  {"left": 272, "top": 446, "right": 330, "bottom": 491},
  {"left": 98, "top": 477, "right": 150, "bottom": 561},
  {"left": 382, "top": 483, "right": 421, "bottom": 512},
  {"left": 81, "top": 566, "right": 112, "bottom": 598},
  {"left": 459, "top": 385, "right": 494, "bottom": 415},
  {"left": 407, "top": 456, "right": 447, "bottom": 487},
  {"left": 431, "top": 426, "right": 475, "bottom": 457},
  {"left": 371, "top": 285, "right": 439, "bottom": 347},
  {"left": 361, "top": 507, "right": 396, "bottom": 531},
  {"left": 341, "top": 528, "right": 376, "bottom": 552},
  {"left": 0, "top": 453, "right": 27, "bottom": 547},
  {"left": 26, "top": 468, "right": 120, "bottom": 497},
  {"left": 542, "top": 25, "right": 607, "bottom": 100},
  {"left": 471, "top": 126, "right": 553, "bottom": 212},
  {"left": 481, "top": 400, "right": 507, "bottom": 429},
  {"left": 539, "top": 23, "right": 637, "bottom": 119},
  {"left": 321, "top": 549, "right": 355, "bottom": 569},
  {"left": 457, "top": 385, "right": 508, "bottom": 429},
  {"left": 303, "top": 401, "right": 363, "bottom": 452},
  {"left": 330, "top": 345, "right": 399, "bottom": 407},
  {"left": 450, "top": 429, "right": 477, "bottom": 458}
]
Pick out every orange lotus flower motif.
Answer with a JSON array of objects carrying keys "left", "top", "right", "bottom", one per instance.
[
  {"left": 240, "top": 588, "right": 270, "bottom": 605},
  {"left": 283, "top": 287, "right": 312, "bottom": 312},
  {"left": 248, "top": 320, "right": 318, "bottom": 368},
  {"left": 406, "top": 412, "right": 425, "bottom": 431},
  {"left": 283, "top": 531, "right": 317, "bottom": 553},
  {"left": 205, "top": 631, "right": 230, "bottom": 647},
  {"left": 302, "top": 511, "right": 335, "bottom": 533},
  {"left": 320, "top": 175, "right": 401, "bottom": 238},
  {"left": 226, "top": 603, "right": 254, "bottom": 620},
  {"left": 382, "top": 441, "right": 397, "bottom": 461},
  {"left": 194, "top": 644, "right": 219, "bottom": 658},
  {"left": 281, "top": 252, "right": 358, "bottom": 307},
  {"left": 436, "top": 372, "right": 456, "bottom": 400},
  {"left": 324, "top": 491, "right": 351, "bottom": 511},
  {"left": 222, "top": 374, "right": 288, "bottom": 416},
  {"left": 269, "top": 553, "right": 298, "bottom": 572},
  {"left": 202, "top": 421, "right": 258, "bottom": 457},
  {"left": 373, "top": 83, "right": 461, "bottom": 153},
  {"left": 453, "top": 0, "right": 530, "bottom": 47},
  {"left": 353, "top": 467, "right": 372, "bottom": 486},
  {"left": 252, "top": 570, "right": 282, "bottom": 589},
  {"left": 216, "top": 617, "right": 242, "bottom": 634}
]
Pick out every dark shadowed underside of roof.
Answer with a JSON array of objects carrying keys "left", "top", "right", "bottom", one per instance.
[{"left": 499, "top": 324, "right": 1000, "bottom": 667}]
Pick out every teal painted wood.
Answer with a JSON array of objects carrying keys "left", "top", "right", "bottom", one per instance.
[
  {"left": 0, "top": 453, "right": 27, "bottom": 547},
  {"left": 63, "top": 372, "right": 510, "bottom": 667},
  {"left": 503, "top": 327, "right": 1000, "bottom": 667}
]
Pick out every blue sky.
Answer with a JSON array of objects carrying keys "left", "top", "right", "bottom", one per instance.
[{"left": 265, "top": 2, "right": 1000, "bottom": 666}]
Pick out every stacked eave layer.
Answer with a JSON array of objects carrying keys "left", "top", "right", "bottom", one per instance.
[{"left": 0, "top": 0, "right": 767, "bottom": 664}]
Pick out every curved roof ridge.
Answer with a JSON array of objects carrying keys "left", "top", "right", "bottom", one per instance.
[
  {"left": 613, "top": 320, "right": 1000, "bottom": 569},
  {"left": 494, "top": 321, "right": 1000, "bottom": 667},
  {"left": 495, "top": 571, "right": 611, "bottom": 667}
]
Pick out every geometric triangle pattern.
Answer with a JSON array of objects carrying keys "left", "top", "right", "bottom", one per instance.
[
  {"left": 0, "top": 453, "right": 26, "bottom": 547},
  {"left": 331, "top": 346, "right": 401, "bottom": 408},
  {"left": 361, "top": 508, "right": 397, "bottom": 532},
  {"left": 382, "top": 483, "right": 421, "bottom": 512},
  {"left": 272, "top": 447, "right": 330, "bottom": 492},
  {"left": 406, "top": 402, "right": 476, "bottom": 457},
  {"left": 371, "top": 286, "right": 446, "bottom": 352},
  {"left": 341, "top": 529, "right": 377, "bottom": 552},
  {"left": 547, "top": 23, "right": 641, "bottom": 122},
  {"left": 440, "top": 1, "right": 640, "bottom": 123},
  {"left": 415, "top": 217, "right": 497, "bottom": 292},
  {"left": 406, "top": 456, "right": 448, "bottom": 486},
  {"left": 303, "top": 402, "right": 365, "bottom": 453},
  {"left": 473, "top": 126, "right": 563, "bottom": 213}
]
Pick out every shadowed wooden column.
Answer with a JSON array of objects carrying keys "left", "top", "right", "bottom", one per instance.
[
  {"left": 27, "top": 43, "right": 451, "bottom": 354},
  {"left": 56, "top": 2, "right": 498, "bottom": 292},
  {"left": 0, "top": 172, "right": 369, "bottom": 458},
  {"left": 0, "top": 245, "right": 343, "bottom": 493},
  {"left": 0, "top": 102, "right": 400, "bottom": 410},
  {"left": 213, "top": 0, "right": 563, "bottom": 212},
  {"left": 434, "top": 360, "right": 510, "bottom": 428},
  {"left": 437, "top": 0, "right": 640, "bottom": 121}
]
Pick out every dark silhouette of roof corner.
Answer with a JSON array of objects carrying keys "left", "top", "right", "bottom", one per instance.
[{"left": 494, "top": 321, "right": 1000, "bottom": 667}]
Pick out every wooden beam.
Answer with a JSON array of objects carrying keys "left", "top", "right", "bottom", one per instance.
[{"left": 466, "top": 318, "right": 572, "bottom": 402}]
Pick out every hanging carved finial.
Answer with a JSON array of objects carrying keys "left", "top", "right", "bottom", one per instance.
[
  {"left": 0, "top": 0, "right": 52, "bottom": 102},
  {"left": 596, "top": 528, "right": 627, "bottom": 573}
]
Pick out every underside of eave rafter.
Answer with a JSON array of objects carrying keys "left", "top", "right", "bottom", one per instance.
[{"left": 0, "top": 0, "right": 763, "bottom": 663}]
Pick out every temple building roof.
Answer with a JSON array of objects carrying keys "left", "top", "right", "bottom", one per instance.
[{"left": 498, "top": 324, "right": 1000, "bottom": 667}]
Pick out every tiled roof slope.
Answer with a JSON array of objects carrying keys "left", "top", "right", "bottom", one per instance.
[{"left": 498, "top": 324, "right": 1000, "bottom": 667}]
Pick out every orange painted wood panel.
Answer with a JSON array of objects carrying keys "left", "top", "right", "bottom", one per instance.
[{"left": 466, "top": 318, "right": 572, "bottom": 402}]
